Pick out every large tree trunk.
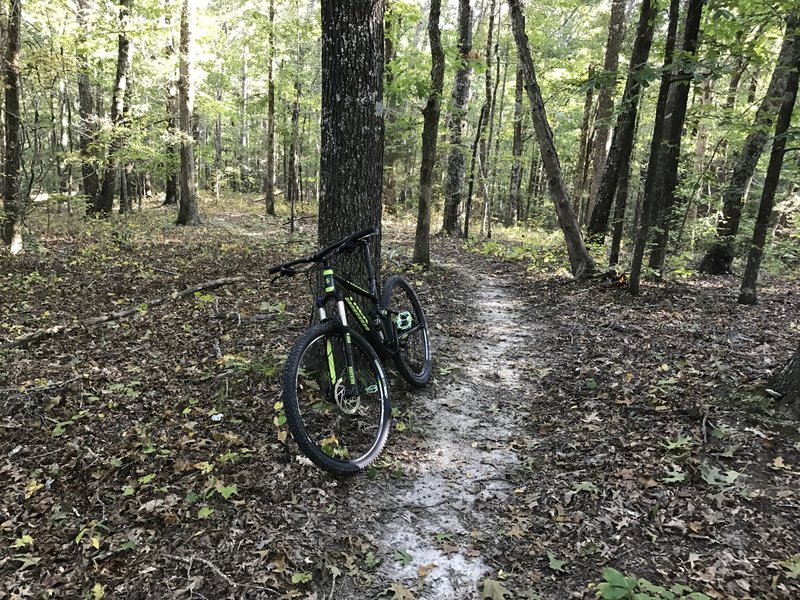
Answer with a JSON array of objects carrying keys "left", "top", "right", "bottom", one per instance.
[
  {"left": 508, "top": 0, "right": 595, "bottom": 278},
  {"left": 176, "top": 0, "right": 200, "bottom": 225},
  {"left": 587, "top": 0, "right": 627, "bottom": 220},
  {"left": 769, "top": 344, "right": 800, "bottom": 415},
  {"left": 647, "top": 0, "right": 705, "bottom": 274},
  {"left": 629, "top": 0, "right": 680, "bottom": 295},
  {"left": 413, "top": 0, "right": 444, "bottom": 267},
  {"left": 75, "top": 0, "right": 100, "bottom": 212},
  {"left": 2, "top": 0, "right": 22, "bottom": 253},
  {"left": 587, "top": 0, "right": 657, "bottom": 244},
  {"left": 318, "top": 0, "right": 384, "bottom": 282},
  {"left": 699, "top": 12, "right": 800, "bottom": 274},
  {"left": 264, "top": 0, "right": 276, "bottom": 216},
  {"left": 97, "top": 0, "right": 133, "bottom": 215},
  {"left": 442, "top": 0, "right": 472, "bottom": 236},
  {"left": 738, "top": 51, "right": 798, "bottom": 304}
]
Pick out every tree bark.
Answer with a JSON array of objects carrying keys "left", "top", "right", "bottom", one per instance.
[
  {"left": 264, "top": 0, "right": 276, "bottom": 216},
  {"left": 768, "top": 344, "right": 800, "bottom": 414},
  {"left": 508, "top": 0, "right": 595, "bottom": 278},
  {"left": 587, "top": 0, "right": 627, "bottom": 219},
  {"left": 738, "top": 50, "right": 798, "bottom": 304},
  {"left": 176, "top": 0, "right": 200, "bottom": 225},
  {"left": 442, "top": 0, "right": 472, "bottom": 236},
  {"left": 587, "top": 0, "right": 657, "bottom": 244},
  {"left": 2, "top": 0, "right": 22, "bottom": 253},
  {"left": 413, "top": 0, "right": 444, "bottom": 267},
  {"left": 318, "top": 0, "right": 384, "bottom": 283},
  {"left": 647, "top": 0, "right": 705, "bottom": 274},
  {"left": 508, "top": 63, "right": 524, "bottom": 225},
  {"left": 163, "top": 7, "right": 179, "bottom": 206},
  {"left": 574, "top": 64, "right": 595, "bottom": 220},
  {"left": 699, "top": 12, "right": 800, "bottom": 274},
  {"left": 97, "top": 0, "right": 133, "bottom": 215},
  {"left": 75, "top": 0, "right": 100, "bottom": 212},
  {"left": 629, "top": 0, "right": 680, "bottom": 295}
]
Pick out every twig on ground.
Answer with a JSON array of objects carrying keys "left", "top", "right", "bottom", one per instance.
[{"left": 1, "top": 276, "right": 246, "bottom": 351}]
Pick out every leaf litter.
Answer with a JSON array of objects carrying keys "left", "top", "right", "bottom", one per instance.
[{"left": 0, "top": 203, "right": 798, "bottom": 599}]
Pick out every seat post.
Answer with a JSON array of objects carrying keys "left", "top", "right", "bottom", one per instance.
[{"left": 361, "top": 241, "right": 379, "bottom": 298}]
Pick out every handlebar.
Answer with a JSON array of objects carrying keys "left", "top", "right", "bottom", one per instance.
[{"left": 268, "top": 226, "right": 379, "bottom": 275}]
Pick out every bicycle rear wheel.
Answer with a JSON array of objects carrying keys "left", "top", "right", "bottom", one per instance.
[
  {"left": 282, "top": 321, "right": 391, "bottom": 475},
  {"left": 380, "top": 275, "right": 432, "bottom": 387}
]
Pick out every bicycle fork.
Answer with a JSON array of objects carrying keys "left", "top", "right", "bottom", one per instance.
[{"left": 320, "top": 268, "right": 359, "bottom": 397}]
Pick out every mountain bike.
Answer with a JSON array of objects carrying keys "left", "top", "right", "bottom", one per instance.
[{"left": 268, "top": 227, "right": 432, "bottom": 475}]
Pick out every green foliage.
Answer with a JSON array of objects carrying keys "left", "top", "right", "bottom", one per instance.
[{"left": 594, "top": 568, "right": 710, "bottom": 600}]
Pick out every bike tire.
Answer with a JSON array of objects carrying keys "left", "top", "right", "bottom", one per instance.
[
  {"left": 380, "top": 275, "right": 433, "bottom": 387},
  {"left": 282, "top": 321, "right": 391, "bottom": 475}
]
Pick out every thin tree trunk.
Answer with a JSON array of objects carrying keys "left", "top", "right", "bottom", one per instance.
[
  {"left": 738, "top": 53, "right": 798, "bottom": 304},
  {"left": 176, "top": 0, "right": 200, "bottom": 225},
  {"left": 508, "top": 0, "right": 595, "bottom": 278},
  {"left": 2, "top": 0, "right": 22, "bottom": 253},
  {"left": 629, "top": 0, "right": 680, "bottom": 295},
  {"left": 97, "top": 0, "right": 133, "bottom": 215},
  {"left": 574, "top": 64, "right": 595, "bottom": 217},
  {"left": 163, "top": 7, "right": 179, "bottom": 206},
  {"left": 508, "top": 63, "right": 524, "bottom": 225},
  {"left": 647, "top": 0, "right": 705, "bottom": 274},
  {"left": 464, "top": 0, "right": 496, "bottom": 240},
  {"left": 700, "top": 12, "right": 800, "bottom": 274},
  {"left": 587, "top": 0, "right": 657, "bottom": 244},
  {"left": 442, "top": 0, "right": 472, "bottom": 236},
  {"left": 264, "top": 0, "right": 276, "bottom": 216},
  {"left": 414, "top": 0, "right": 444, "bottom": 266},
  {"left": 587, "top": 0, "right": 627, "bottom": 220}
]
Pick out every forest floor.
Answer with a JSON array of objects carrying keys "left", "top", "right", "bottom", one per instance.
[{"left": 1, "top": 198, "right": 799, "bottom": 600}]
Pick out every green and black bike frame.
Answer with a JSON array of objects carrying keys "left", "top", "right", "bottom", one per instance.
[{"left": 315, "top": 240, "right": 388, "bottom": 397}]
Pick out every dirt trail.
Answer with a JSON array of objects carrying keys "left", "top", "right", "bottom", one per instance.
[{"left": 366, "top": 259, "right": 540, "bottom": 598}]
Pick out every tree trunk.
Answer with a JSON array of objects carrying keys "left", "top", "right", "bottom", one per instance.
[
  {"left": 239, "top": 47, "right": 249, "bottom": 191},
  {"left": 318, "top": 0, "right": 384, "bottom": 283},
  {"left": 176, "top": 0, "right": 200, "bottom": 225},
  {"left": 647, "top": 0, "right": 705, "bottom": 274},
  {"left": 413, "top": 0, "right": 444, "bottom": 267},
  {"left": 508, "top": 0, "right": 595, "bottom": 278},
  {"left": 768, "top": 344, "right": 800, "bottom": 414},
  {"left": 163, "top": 8, "right": 179, "bottom": 206},
  {"left": 287, "top": 82, "right": 300, "bottom": 234},
  {"left": 574, "top": 64, "right": 595, "bottom": 218},
  {"left": 587, "top": 0, "right": 657, "bottom": 244},
  {"left": 699, "top": 12, "right": 800, "bottom": 274},
  {"left": 2, "top": 0, "right": 22, "bottom": 253},
  {"left": 508, "top": 63, "right": 524, "bottom": 225},
  {"left": 587, "top": 0, "right": 627, "bottom": 219},
  {"left": 738, "top": 52, "right": 798, "bottom": 304},
  {"left": 97, "top": 0, "right": 133, "bottom": 215},
  {"left": 75, "top": 0, "right": 100, "bottom": 212},
  {"left": 629, "top": 0, "right": 680, "bottom": 295},
  {"left": 264, "top": 0, "right": 276, "bottom": 216},
  {"left": 442, "top": 0, "right": 472, "bottom": 236},
  {"left": 464, "top": 0, "right": 495, "bottom": 240}
]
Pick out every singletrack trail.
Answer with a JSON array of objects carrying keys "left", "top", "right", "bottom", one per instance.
[{"left": 335, "top": 252, "right": 544, "bottom": 599}]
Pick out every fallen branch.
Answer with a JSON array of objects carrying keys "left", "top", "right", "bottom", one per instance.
[{"left": 1, "top": 276, "right": 246, "bottom": 351}]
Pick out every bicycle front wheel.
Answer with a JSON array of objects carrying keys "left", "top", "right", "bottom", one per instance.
[
  {"left": 282, "top": 321, "right": 391, "bottom": 475},
  {"left": 380, "top": 275, "right": 432, "bottom": 387}
]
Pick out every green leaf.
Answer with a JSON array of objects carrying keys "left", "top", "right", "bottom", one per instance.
[
  {"left": 662, "top": 465, "right": 686, "bottom": 484},
  {"left": 547, "top": 550, "right": 567, "bottom": 572},
  {"left": 779, "top": 555, "right": 800, "bottom": 579},
  {"left": 197, "top": 505, "right": 214, "bottom": 519},
  {"left": 661, "top": 435, "right": 692, "bottom": 450},
  {"left": 291, "top": 571, "right": 312, "bottom": 584},
  {"left": 138, "top": 473, "right": 156, "bottom": 485},
  {"left": 121, "top": 485, "right": 135, "bottom": 497},
  {"left": 217, "top": 484, "right": 238, "bottom": 500},
  {"left": 573, "top": 481, "right": 597, "bottom": 493},
  {"left": 393, "top": 549, "right": 412, "bottom": 565},
  {"left": 481, "top": 578, "right": 512, "bottom": 600},
  {"left": 11, "top": 534, "right": 34, "bottom": 549},
  {"left": 700, "top": 462, "right": 740, "bottom": 487}
]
